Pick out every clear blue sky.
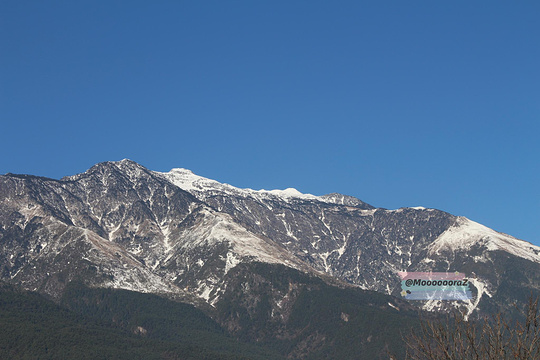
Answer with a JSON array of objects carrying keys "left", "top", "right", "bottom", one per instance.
[{"left": 1, "top": 1, "right": 539, "bottom": 244}]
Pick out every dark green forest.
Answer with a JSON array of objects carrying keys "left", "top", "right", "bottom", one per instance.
[
  {"left": 0, "top": 264, "right": 429, "bottom": 360},
  {"left": 0, "top": 282, "right": 282, "bottom": 360},
  {"left": 215, "top": 263, "right": 423, "bottom": 359}
]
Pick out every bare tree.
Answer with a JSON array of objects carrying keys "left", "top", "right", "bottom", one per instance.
[{"left": 396, "top": 297, "right": 540, "bottom": 360}]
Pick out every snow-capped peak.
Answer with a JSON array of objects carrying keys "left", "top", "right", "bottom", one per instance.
[
  {"left": 428, "top": 217, "right": 540, "bottom": 263},
  {"left": 259, "top": 187, "right": 317, "bottom": 199},
  {"left": 156, "top": 167, "right": 377, "bottom": 209},
  {"left": 156, "top": 168, "right": 321, "bottom": 202},
  {"left": 165, "top": 168, "right": 227, "bottom": 193}
]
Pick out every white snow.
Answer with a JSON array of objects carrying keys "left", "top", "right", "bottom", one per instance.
[
  {"left": 156, "top": 168, "right": 353, "bottom": 205},
  {"left": 224, "top": 252, "right": 240, "bottom": 274},
  {"left": 336, "top": 239, "right": 347, "bottom": 259},
  {"left": 197, "top": 283, "right": 213, "bottom": 301},
  {"left": 158, "top": 168, "right": 318, "bottom": 200},
  {"left": 386, "top": 206, "right": 429, "bottom": 212},
  {"left": 428, "top": 217, "right": 540, "bottom": 264},
  {"left": 463, "top": 278, "right": 492, "bottom": 320},
  {"left": 262, "top": 187, "right": 314, "bottom": 199}
]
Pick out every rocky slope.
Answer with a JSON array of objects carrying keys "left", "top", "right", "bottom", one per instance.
[{"left": 157, "top": 165, "right": 540, "bottom": 317}]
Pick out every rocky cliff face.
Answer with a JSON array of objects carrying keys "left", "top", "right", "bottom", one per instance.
[{"left": 1, "top": 159, "right": 539, "bottom": 320}]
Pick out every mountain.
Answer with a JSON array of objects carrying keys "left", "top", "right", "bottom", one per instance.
[
  {"left": 1, "top": 159, "right": 539, "bottom": 358},
  {"left": 155, "top": 164, "right": 540, "bottom": 317}
]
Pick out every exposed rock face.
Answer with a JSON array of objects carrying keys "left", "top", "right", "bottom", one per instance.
[
  {"left": 0, "top": 160, "right": 309, "bottom": 304},
  {"left": 1, "top": 159, "right": 539, "bottom": 319}
]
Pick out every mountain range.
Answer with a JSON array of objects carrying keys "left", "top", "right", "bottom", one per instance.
[{"left": 1, "top": 159, "right": 539, "bottom": 358}]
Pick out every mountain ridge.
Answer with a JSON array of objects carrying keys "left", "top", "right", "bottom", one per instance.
[{"left": 1, "top": 159, "right": 539, "bottom": 322}]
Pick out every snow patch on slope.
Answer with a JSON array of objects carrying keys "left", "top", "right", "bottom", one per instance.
[
  {"left": 428, "top": 217, "right": 540, "bottom": 263},
  {"left": 463, "top": 278, "right": 492, "bottom": 320},
  {"left": 80, "top": 229, "right": 183, "bottom": 296},
  {"left": 176, "top": 208, "right": 306, "bottom": 271}
]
